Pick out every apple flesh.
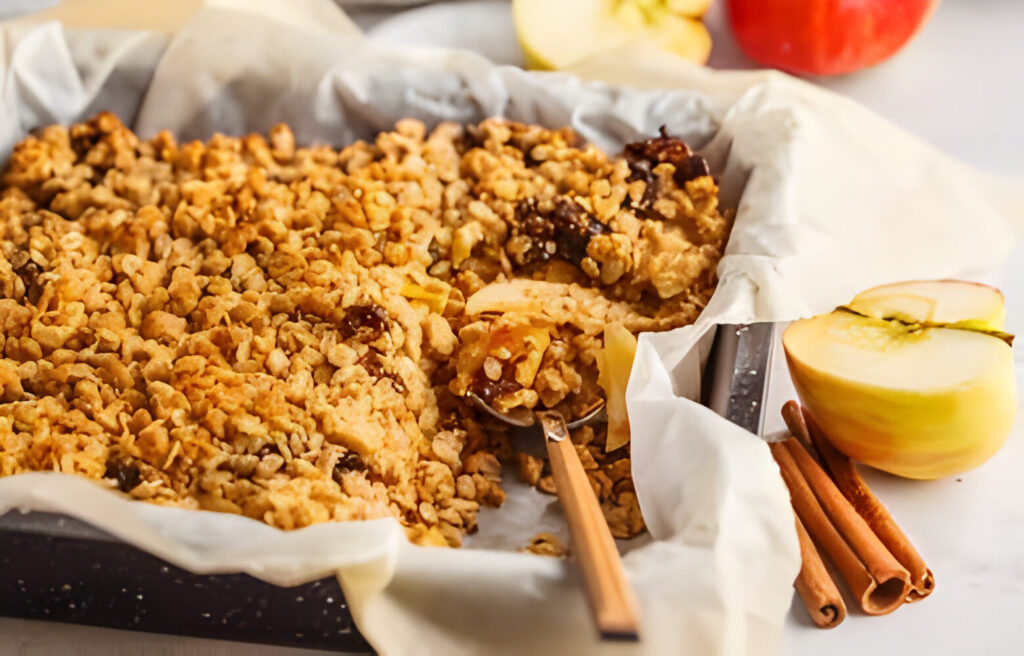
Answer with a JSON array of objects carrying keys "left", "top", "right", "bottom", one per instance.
[
  {"left": 783, "top": 280, "right": 1016, "bottom": 480},
  {"left": 846, "top": 279, "right": 1006, "bottom": 333},
  {"left": 514, "top": 0, "right": 712, "bottom": 71},
  {"left": 597, "top": 322, "right": 638, "bottom": 453}
]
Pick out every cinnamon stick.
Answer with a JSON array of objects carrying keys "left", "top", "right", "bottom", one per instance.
[
  {"left": 793, "top": 514, "right": 846, "bottom": 628},
  {"left": 769, "top": 439, "right": 910, "bottom": 615},
  {"left": 783, "top": 402, "right": 935, "bottom": 602}
]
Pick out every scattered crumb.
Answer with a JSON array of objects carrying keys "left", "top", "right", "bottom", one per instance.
[{"left": 521, "top": 532, "right": 569, "bottom": 557}]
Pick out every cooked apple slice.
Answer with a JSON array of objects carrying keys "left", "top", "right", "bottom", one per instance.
[
  {"left": 847, "top": 280, "right": 1006, "bottom": 332},
  {"left": 514, "top": 0, "right": 712, "bottom": 71},
  {"left": 400, "top": 281, "right": 450, "bottom": 314},
  {"left": 784, "top": 281, "right": 1017, "bottom": 480},
  {"left": 597, "top": 322, "right": 638, "bottom": 452},
  {"left": 465, "top": 279, "right": 568, "bottom": 316}
]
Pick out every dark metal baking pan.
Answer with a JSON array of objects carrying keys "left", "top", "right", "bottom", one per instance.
[
  {"left": 0, "top": 510, "right": 372, "bottom": 652},
  {"left": 0, "top": 322, "right": 772, "bottom": 652}
]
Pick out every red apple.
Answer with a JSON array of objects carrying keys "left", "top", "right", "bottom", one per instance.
[{"left": 727, "top": 0, "right": 940, "bottom": 76}]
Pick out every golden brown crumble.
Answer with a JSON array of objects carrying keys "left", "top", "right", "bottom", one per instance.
[
  {"left": 521, "top": 532, "right": 569, "bottom": 558},
  {"left": 0, "top": 112, "right": 727, "bottom": 545}
]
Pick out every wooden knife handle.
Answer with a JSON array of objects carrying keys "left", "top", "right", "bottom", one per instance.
[{"left": 537, "top": 411, "right": 641, "bottom": 641}]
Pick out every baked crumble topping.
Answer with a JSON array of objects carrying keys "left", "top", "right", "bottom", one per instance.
[{"left": 0, "top": 112, "right": 728, "bottom": 545}]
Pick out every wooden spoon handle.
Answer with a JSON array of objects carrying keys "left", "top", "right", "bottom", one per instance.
[{"left": 537, "top": 410, "right": 641, "bottom": 641}]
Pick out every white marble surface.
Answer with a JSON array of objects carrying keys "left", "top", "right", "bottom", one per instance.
[{"left": 1, "top": 0, "right": 1022, "bottom": 654}]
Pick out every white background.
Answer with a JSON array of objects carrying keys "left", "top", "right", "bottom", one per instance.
[{"left": 1, "top": 1, "right": 1022, "bottom": 654}]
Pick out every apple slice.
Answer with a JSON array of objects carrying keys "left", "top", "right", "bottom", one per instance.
[
  {"left": 465, "top": 279, "right": 568, "bottom": 317},
  {"left": 597, "top": 322, "right": 638, "bottom": 452},
  {"left": 846, "top": 280, "right": 1006, "bottom": 333},
  {"left": 784, "top": 280, "right": 1017, "bottom": 480},
  {"left": 647, "top": 10, "right": 713, "bottom": 65},
  {"left": 514, "top": 0, "right": 712, "bottom": 71}
]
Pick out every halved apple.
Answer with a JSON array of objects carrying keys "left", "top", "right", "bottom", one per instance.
[
  {"left": 514, "top": 0, "right": 712, "bottom": 71},
  {"left": 784, "top": 280, "right": 1017, "bottom": 480}
]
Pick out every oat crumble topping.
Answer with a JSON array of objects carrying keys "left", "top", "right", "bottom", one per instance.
[{"left": 0, "top": 112, "right": 728, "bottom": 546}]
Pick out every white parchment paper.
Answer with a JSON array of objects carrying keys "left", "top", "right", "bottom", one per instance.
[{"left": 1, "top": 2, "right": 1021, "bottom": 655}]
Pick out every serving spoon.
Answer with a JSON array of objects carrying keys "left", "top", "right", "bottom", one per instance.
[{"left": 466, "top": 393, "right": 641, "bottom": 641}]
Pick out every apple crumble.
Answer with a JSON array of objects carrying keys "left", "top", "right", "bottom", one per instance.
[{"left": 0, "top": 113, "right": 728, "bottom": 546}]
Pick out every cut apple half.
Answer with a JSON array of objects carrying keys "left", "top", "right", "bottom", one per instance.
[
  {"left": 514, "top": 0, "right": 712, "bottom": 71},
  {"left": 784, "top": 280, "right": 1017, "bottom": 480}
]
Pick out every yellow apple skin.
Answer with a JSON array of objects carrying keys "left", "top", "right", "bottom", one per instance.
[{"left": 784, "top": 320, "right": 1017, "bottom": 480}]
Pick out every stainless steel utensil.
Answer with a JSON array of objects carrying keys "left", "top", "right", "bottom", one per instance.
[{"left": 702, "top": 322, "right": 776, "bottom": 435}]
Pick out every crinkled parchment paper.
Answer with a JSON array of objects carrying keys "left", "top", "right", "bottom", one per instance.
[{"left": 1, "top": 2, "right": 1022, "bottom": 655}]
